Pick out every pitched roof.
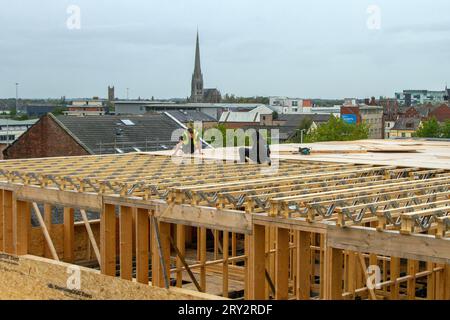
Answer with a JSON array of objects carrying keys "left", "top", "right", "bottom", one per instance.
[
  {"left": 219, "top": 111, "right": 261, "bottom": 123},
  {"left": 429, "top": 104, "right": 450, "bottom": 122},
  {"left": 165, "top": 110, "right": 216, "bottom": 123},
  {"left": 52, "top": 114, "right": 183, "bottom": 154},
  {"left": 278, "top": 113, "right": 331, "bottom": 127},
  {"left": 391, "top": 118, "right": 421, "bottom": 131}
]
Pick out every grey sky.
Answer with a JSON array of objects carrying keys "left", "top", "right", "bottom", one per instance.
[{"left": 0, "top": 0, "right": 449, "bottom": 99}]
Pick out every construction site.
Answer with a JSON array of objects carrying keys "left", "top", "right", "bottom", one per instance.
[{"left": 0, "top": 139, "right": 449, "bottom": 300}]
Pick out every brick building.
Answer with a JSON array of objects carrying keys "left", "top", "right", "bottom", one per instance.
[{"left": 3, "top": 114, "right": 184, "bottom": 159}]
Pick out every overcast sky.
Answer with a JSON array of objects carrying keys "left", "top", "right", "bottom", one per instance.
[{"left": 1, "top": 0, "right": 449, "bottom": 99}]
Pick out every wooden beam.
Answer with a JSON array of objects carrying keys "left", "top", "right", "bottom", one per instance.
[
  {"left": 250, "top": 224, "right": 265, "bottom": 300},
  {"left": 43, "top": 203, "right": 52, "bottom": 259},
  {"left": 31, "top": 202, "right": 59, "bottom": 261},
  {"left": 296, "top": 231, "right": 311, "bottom": 300},
  {"left": 14, "top": 199, "right": 29, "bottom": 255},
  {"left": 100, "top": 203, "right": 116, "bottom": 276},
  {"left": 176, "top": 224, "right": 185, "bottom": 287},
  {"left": 151, "top": 217, "right": 171, "bottom": 288},
  {"left": 63, "top": 207, "right": 75, "bottom": 263},
  {"left": 2, "top": 190, "right": 13, "bottom": 254},
  {"left": 80, "top": 209, "right": 101, "bottom": 264},
  {"left": 275, "top": 227, "right": 289, "bottom": 300},
  {"left": 222, "top": 230, "right": 229, "bottom": 298},
  {"left": 406, "top": 260, "right": 419, "bottom": 300},
  {"left": 0, "top": 190, "right": 3, "bottom": 252},
  {"left": 327, "top": 226, "right": 450, "bottom": 264},
  {"left": 119, "top": 206, "right": 133, "bottom": 281},
  {"left": 199, "top": 227, "right": 207, "bottom": 292},
  {"left": 325, "top": 247, "right": 343, "bottom": 300},
  {"left": 135, "top": 208, "right": 149, "bottom": 284},
  {"left": 390, "top": 257, "right": 400, "bottom": 300}
]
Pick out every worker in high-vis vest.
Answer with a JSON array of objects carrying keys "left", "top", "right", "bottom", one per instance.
[{"left": 173, "top": 128, "right": 202, "bottom": 155}]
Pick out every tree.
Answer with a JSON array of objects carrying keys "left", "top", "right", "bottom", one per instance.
[
  {"left": 289, "top": 116, "right": 313, "bottom": 143},
  {"left": 414, "top": 118, "right": 441, "bottom": 138},
  {"left": 442, "top": 120, "right": 450, "bottom": 138},
  {"left": 272, "top": 111, "right": 279, "bottom": 120},
  {"left": 305, "top": 115, "right": 369, "bottom": 142}
]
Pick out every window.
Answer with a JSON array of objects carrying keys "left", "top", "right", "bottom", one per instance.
[
  {"left": 121, "top": 119, "right": 135, "bottom": 126},
  {"left": 402, "top": 133, "right": 406, "bottom": 138},
  {"left": 292, "top": 101, "right": 298, "bottom": 107}
]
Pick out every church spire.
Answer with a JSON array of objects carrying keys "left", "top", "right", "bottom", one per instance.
[
  {"left": 191, "top": 30, "right": 204, "bottom": 102},
  {"left": 194, "top": 30, "right": 202, "bottom": 76}
]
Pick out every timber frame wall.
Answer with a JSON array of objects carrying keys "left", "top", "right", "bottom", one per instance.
[{"left": 0, "top": 153, "right": 449, "bottom": 300}]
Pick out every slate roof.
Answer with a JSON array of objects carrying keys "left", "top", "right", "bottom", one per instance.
[
  {"left": 391, "top": 118, "right": 421, "bottom": 131},
  {"left": 277, "top": 113, "right": 331, "bottom": 127},
  {"left": 165, "top": 110, "right": 216, "bottom": 123},
  {"left": 52, "top": 114, "right": 183, "bottom": 154}
]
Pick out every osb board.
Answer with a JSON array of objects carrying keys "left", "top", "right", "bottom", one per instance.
[
  {"left": 0, "top": 254, "right": 223, "bottom": 300},
  {"left": 29, "top": 222, "right": 101, "bottom": 262}
]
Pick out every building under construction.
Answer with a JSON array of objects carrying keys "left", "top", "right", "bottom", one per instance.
[{"left": 0, "top": 140, "right": 449, "bottom": 300}]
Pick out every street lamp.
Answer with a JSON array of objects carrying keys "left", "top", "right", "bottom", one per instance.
[{"left": 296, "top": 129, "right": 307, "bottom": 144}]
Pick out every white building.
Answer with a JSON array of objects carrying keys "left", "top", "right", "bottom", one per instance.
[
  {"left": 0, "top": 119, "right": 38, "bottom": 144},
  {"left": 269, "top": 97, "right": 314, "bottom": 114}
]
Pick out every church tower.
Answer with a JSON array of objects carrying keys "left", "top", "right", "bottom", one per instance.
[{"left": 190, "top": 31, "right": 204, "bottom": 102}]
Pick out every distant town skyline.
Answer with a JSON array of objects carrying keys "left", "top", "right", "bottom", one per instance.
[{"left": 0, "top": 0, "right": 449, "bottom": 99}]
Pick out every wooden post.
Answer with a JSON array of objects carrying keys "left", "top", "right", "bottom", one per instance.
[
  {"left": 152, "top": 219, "right": 171, "bottom": 288},
  {"left": 14, "top": 200, "right": 29, "bottom": 255},
  {"left": 199, "top": 227, "right": 207, "bottom": 292},
  {"left": 0, "top": 190, "right": 3, "bottom": 252},
  {"left": 406, "top": 259, "right": 419, "bottom": 300},
  {"left": 222, "top": 230, "right": 229, "bottom": 298},
  {"left": 249, "top": 224, "right": 266, "bottom": 300},
  {"left": 390, "top": 256, "right": 400, "bottom": 300},
  {"left": 275, "top": 227, "right": 289, "bottom": 300},
  {"left": 176, "top": 224, "right": 185, "bottom": 287},
  {"left": 3, "top": 190, "right": 13, "bottom": 254},
  {"left": 426, "top": 262, "right": 435, "bottom": 300},
  {"left": 296, "top": 231, "right": 311, "bottom": 300},
  {"left": 43, "top": 203, "right": 52, "bottom": 259},
  {"left": 100, "top": 203, "right": 116, "bottom": 276},
  {"left": 135, "top": 208, "right": 149, "bottom": 284},
  {"left": 119, "top": 206, "right": 133, "bottom": 281},
  {"left": 324, "top": 247, "right": 343, "bottom": 300},
  {"left": 444, "top": 264, "right": 450, "bottom": 300},
  {"left": 63, "top": 207, "right": 75, "bottom": 263}
]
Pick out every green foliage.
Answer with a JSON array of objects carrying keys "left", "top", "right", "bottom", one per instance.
[
  {"left": 272, "top": 111, "right": 279, "bottom": 120},
  {"left": 289, "top": 116, "right": 313, "bottom": 143},
  {"left": 50, "top": 106, "right": 67, "bottom": 116},
  {"left": 305, "top": 115, "right": 369, "bottom": 142},
  {"left": 414, "top": 118, "right": 448, "bottom": 138},
  {"left": 442, "top": 121, "right": 450, "bottom": 138},
  {"left": 222, "top": 94, "right": 269, "bottom": 105}
]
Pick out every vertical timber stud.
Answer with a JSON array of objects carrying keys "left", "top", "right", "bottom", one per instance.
[
  {"left": 176, "top": 224, "right": 185, "bottom": 287},
  {"left": 63, "top": 207, "right": 75, "bottom": 263},
  {"left": 325, "top": 247, "right": 343, "bottom": 300},
  {"left": 43, "top": 203, "right": 52, "bottom": 259},
  {"left": 297, "top": 231, "right": 312, "bottom": 300},
  {"left": 390, "top": 257, "right": 400, "bottom": 300},
  {"left": 14, "top": 200, "right": 29, "bottom": 255},
  {"left": 100, "top": 203, "right": 116, "bottom": 276},
  {"left": 222, "top": 231, "right": 229, "bottom": 297},
  {"left": 0, "top": 190, "right": 3, "bottom": 252},
  {"left": 135, "top": 208, "right": 149, "bottom": 284},
  {"left": 199, "top": 227, "right": 207, "bottom": 292},
  {"left": 275, "top": 227, "right": 289, "bottom": 300},
  {"left": 250, "top": 224, "right": 266, "bottom": 300},
  {"left": 119, "top": 206, "right": 133, "bottom": 281},
  {"left": 151, "top": 218, "right": 171, "bottom": 288},
  {"left": 3, "top": 190, "right": 13, "bottom": 254}
]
